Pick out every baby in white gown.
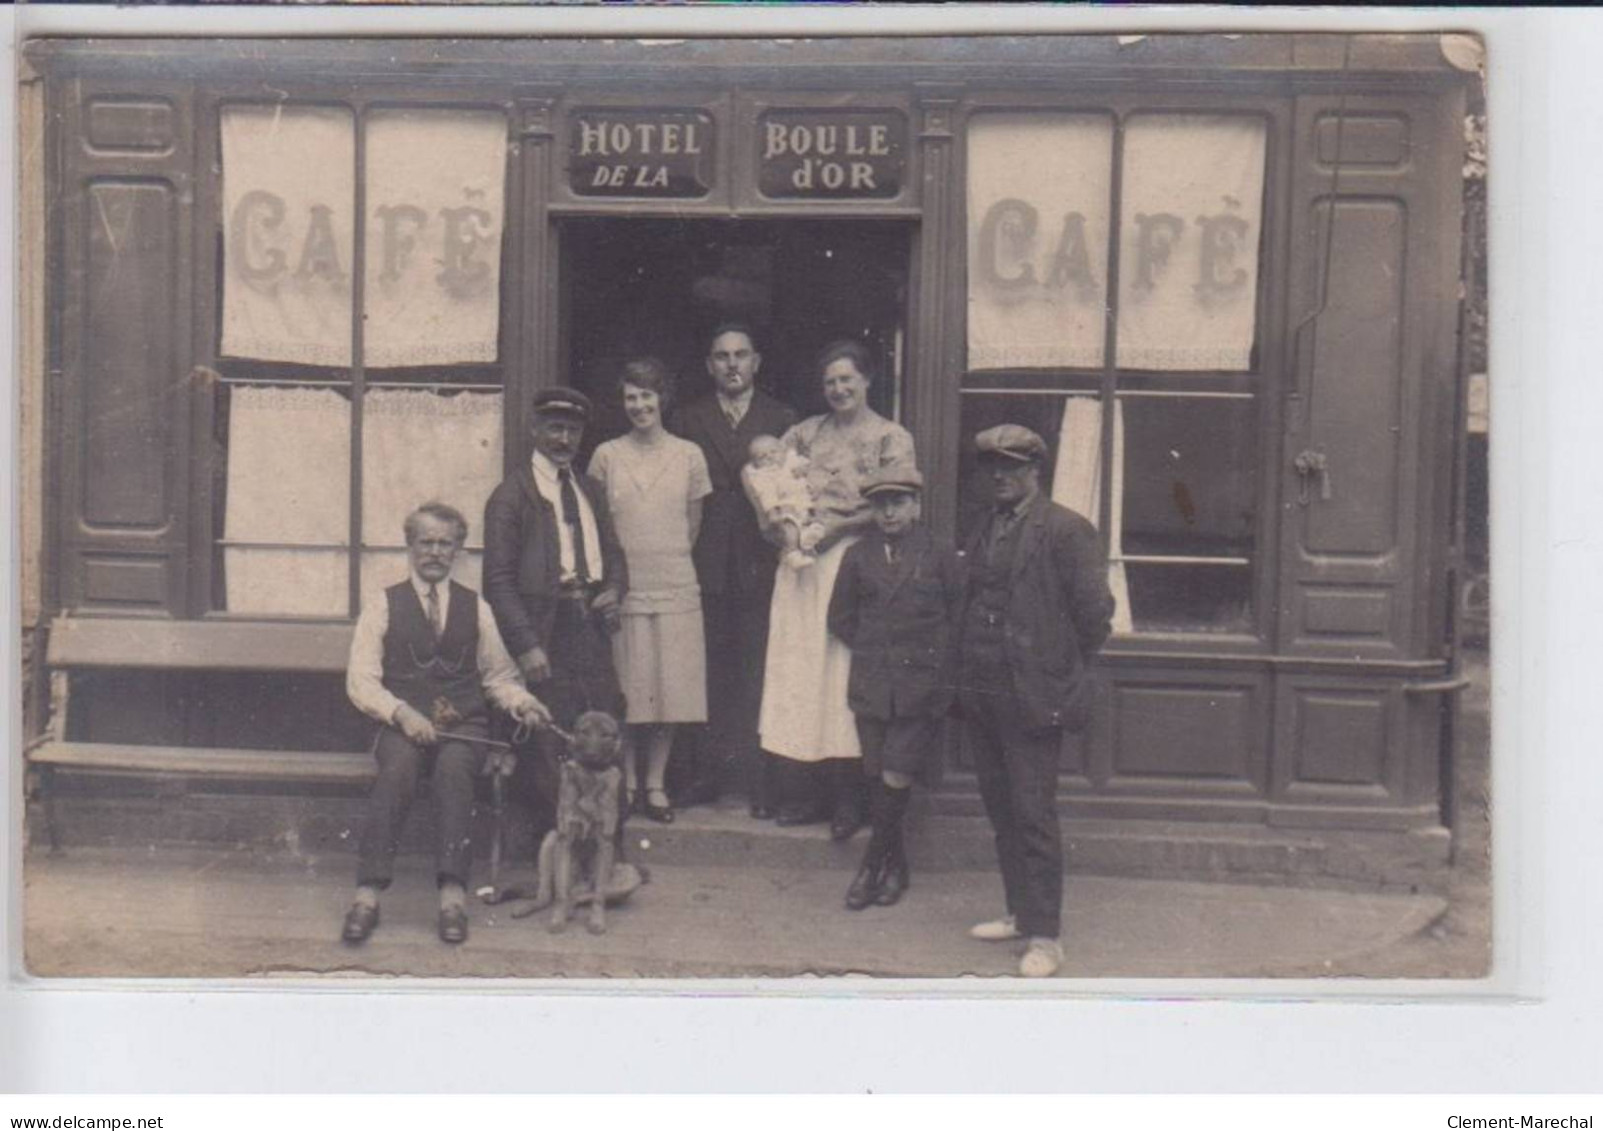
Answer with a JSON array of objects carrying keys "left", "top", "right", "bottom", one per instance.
[{"left": 742, "top": 435, "right": 827, "bottom": 570}]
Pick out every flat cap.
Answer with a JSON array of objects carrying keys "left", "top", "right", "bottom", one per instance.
[
  {"left": 531, "top": 386, "right": 593, "bottom": 420},
  {"left": 862, "top": 464, "right": 924, "bottom": 498},
  {"left": 974, "top": 423, "right": 1047, "bottom": 463}
]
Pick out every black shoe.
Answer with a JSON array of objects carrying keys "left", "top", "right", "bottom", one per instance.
[
  {"left": 829, "top": 799, "right": 866, "bottom": 841},
  {"left": 749, "top": 802, "right": 777, "bottom": 820},
  {"left": 643, "top": 788, "right": 675, "bottom": 824},
  {"left": 875, "top": 844, "right": 910, "bottom": 907},
  {"left": 438, "top": 906, "right": 469, "bottom": 944},
  {"left": 844, "top": 845, "right": 885, "bottom": 911},
  {"left": 341, "top": 903, "right": 379, "bottom": 945},
  {"left": 775, "top": 802, "right": 830, "bottom": 827}
]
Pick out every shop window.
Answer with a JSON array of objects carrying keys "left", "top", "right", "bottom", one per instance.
[
  {"left": 962, "top": 111, "right": 1267, "bottom": 636},
  {"left": 214, "top": 104, "right": 508, "bottom": 618}
]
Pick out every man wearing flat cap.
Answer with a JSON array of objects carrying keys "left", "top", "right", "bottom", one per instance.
[
  {"left": 483, "top": 386, "right": 630, "bottom": 853},
  {"left": 959, "top": 423, "right": 1115, "bottom": 978}
]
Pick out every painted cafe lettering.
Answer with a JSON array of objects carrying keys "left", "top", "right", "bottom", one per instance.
[
  {"left": 228, "top": 192, "right": 497, "bottom": 298},
  {"left": 975, "top": 198, "right": 1253, "bottom": 299}
]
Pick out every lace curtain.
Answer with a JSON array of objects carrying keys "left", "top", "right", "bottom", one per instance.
[{"left": 223, "top": 386, "right": 504, "bottom": 616}]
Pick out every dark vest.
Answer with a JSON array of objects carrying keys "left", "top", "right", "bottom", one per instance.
[
  {"left": 962, "top": 514, "right": 1023, "bottom": 680},
  {"left": 381, "top": 580, "right": 487, "bottom": 724}
]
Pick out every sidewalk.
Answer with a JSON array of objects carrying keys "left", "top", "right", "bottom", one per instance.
[{"left": 23, "top": 843, "right": 1453, "bottom": 981}]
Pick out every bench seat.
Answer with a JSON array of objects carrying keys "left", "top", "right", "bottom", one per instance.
[{"left": 29, "top": 741, "right": 375, "bottom": 785}]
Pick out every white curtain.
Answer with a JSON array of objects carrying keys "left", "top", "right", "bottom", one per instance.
[
  {"left": 220, "top": 106, "right": 356, "bottom": 366},
  {"left": 223, "top": 386, "right": 351, "bottom": 616},
  {"left": 1051, "top": 397, "right": 1133, "bottom": 635},
  {"left": 966, "top": 113, "right": 1113, "bottom": 370},
  {"left": 223, "top": 385, "right": 503, "bottom": 616},
  {"left": 221, "top": 106, "right": 506, "bottom": 368},
  {"left": 1116, "top": 115, "right": 1266, "bottom": 371},
  {"left": 363, "top": 109, "right": 506, "bottom": 367}
]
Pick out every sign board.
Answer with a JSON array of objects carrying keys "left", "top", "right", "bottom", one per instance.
[
  {"left": 757, "top": 109, "right": 906, "bottom": 199},
  {"left": 568, "top": 109, "right": 715, "bottom": 198}
]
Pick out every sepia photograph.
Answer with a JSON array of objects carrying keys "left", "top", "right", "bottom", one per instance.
[{"left": 13, "top": 25, "right": 1493, "bottom": 982}]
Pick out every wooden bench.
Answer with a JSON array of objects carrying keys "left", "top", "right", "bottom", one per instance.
[{"left": 27, "top": 615, "right": 376, "bottom": 851}]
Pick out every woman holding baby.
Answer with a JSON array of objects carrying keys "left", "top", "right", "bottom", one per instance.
[
  {"left": 756, "top": 339, "right": 916, "bottom": 838},
  {"left": 588, "top": 357, "right": 713, "bottom": 825}
]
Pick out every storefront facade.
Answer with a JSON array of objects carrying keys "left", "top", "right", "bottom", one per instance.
[{"left": 21, "top": 34, "right": 1476, "bottom": 838}]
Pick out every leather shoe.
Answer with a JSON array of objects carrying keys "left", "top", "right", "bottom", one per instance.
[
  {"left": 829, "top": 803, "right": 865, "bottom": 842},
  {"left": 1019, "top": 937, "right": 1063, "bottom": 978},
  {"left": 874, "top": 846, "right": 909, "bottom": 907},
  {"left": 438, "top": 906, "right": 469, "bottom": 945},
  {"left": 643, "top": 788, "right": 675, "bottom": 824},
  {"left": 341, "top": 903, "right": 379, "bottom": 945},
  {"left": 844, "top": 856, "right": 884, "bottom": 911},
  {"left": 775, "top": 802, "right": 829, "bottom": 827}
]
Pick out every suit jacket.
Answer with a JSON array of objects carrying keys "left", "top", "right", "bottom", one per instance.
[
  {"left": 669, "top": 391, "right": 798, "bottom": 598},
  {"left": 828, "top": 526, "right": 963, "bottom": 721},
  {"left": 481, "top": 465, "right": 629, "bottom": 661},
  {"left": 960, "top": 493, "right": 1116, "bottom": 732}
]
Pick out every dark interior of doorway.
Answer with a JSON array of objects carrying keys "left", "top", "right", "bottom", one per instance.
[{"left": 560, "top": 217, "right": 911, "bottom": 458}]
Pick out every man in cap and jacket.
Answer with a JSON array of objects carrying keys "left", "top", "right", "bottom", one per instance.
[
  {"left": 483, "top": 386, "right": 630, "bottom": 854},
  {"left": 958, "top": 424, "right": 1115, "bottom": 978}
]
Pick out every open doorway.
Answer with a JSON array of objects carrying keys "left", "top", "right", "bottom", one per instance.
[{"left": 558, "top": 217, "right": 912, "bottom": 456}]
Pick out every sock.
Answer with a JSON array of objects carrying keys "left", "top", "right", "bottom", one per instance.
[
  {"left": 438, "top": 881, "right": 466, "bottom": 912},
  {"left": 354, "top": 885, "right": 380, "bottom": 909}
]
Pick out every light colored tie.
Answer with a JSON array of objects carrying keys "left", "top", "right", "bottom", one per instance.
[{"left": 426, "top": 583, "right": 442, "bottom": 639}]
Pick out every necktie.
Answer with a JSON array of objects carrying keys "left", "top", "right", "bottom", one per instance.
[
  {"left": 721, "top": 396, "right": 745, "bottom": 429},
  {"left": 426, "top": 583, "right": 442, "bottom": 639},
  {"left": 558, "top": 468, "right": 592, "bottom": 584}
]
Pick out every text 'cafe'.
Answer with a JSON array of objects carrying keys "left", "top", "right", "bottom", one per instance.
[{"left": 20, "top": 35, "right": 1478, "bottom": 878}]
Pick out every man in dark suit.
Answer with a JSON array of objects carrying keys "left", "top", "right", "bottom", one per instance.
[
  {"left": 958, "top": 424, "right": 1116, "bottom": 979},
  {"left": 483, "top": 386, "right": 629, "bottom": 853},
  {"left": 826, "top": 466, "right": 962, "bottom": 911},
  {"left": 669, "top": 323, "right": 798, "bottom": 817}
]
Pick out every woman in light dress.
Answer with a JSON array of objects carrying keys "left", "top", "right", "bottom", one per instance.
[
  {"left": 757, "top": 340, "right": 916, "bottom": 838},
  {"left": 586, "top": 357, "right": 712, "bottom": 824}
]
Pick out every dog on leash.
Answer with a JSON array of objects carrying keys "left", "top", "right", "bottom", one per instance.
[{"left": 506, "top": 710, "right": 626, "bottom": 935}]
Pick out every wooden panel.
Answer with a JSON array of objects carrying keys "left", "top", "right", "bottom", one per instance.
[
  {"left": 1314, "top": 113, "right": 1409, "bottom": 167},
  {"left": 54, "top": 76, "right": 194, "bottom": 616},
  {"left": 80, "top": 555, "right": 169, "bottom": 606},
  {"left": 1302, "top": 586, "right": 1392, "bottom": 638},
  {"left": 1109, "top": 680, "right": 1260, "bottom": 786},
  {"left": 1293, "top": 690, "right": 1386, "bottom": 785},
  {"left": 1303, "top": 197, "right": 1405, "bottom": 556},
  {"left": 86, "top": 98, "right": 175, "bottom": 153},
  {"left": 48, "top": 614, "right": 353, "bottom": 671},
  {"left": 81, "top": 180, "right": 175, "bottom": 528}
]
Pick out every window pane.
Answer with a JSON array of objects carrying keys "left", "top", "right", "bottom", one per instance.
[
  {"left": 364, "top": 109, "right": 507, "bottom": 368},
  {"left": 359, "top": 387, "right": 504, "bottom": 597},
  {"left": 218, "top": 384, "right": 351, "bottom": 616},
  {"left": 1117, "top": 394, "right": 1258, "bottom": 633},
  {"left": 221, "top": 104, "right": 355, "bottom": 366},
  {"left": 1119, "top": 395, "right": 1258, "bottom": 558},
  {"left": 1124, "top": 561, "right": 1252, "bottom": 634},
  {"left": 1115, "top": 114, "right": 1266, "bottom": 371},
  {"left": 966, "top": 113, "right": 1113, "bottom": 370}
]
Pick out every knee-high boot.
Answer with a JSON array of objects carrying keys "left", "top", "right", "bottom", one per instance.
[
  {"left": 845, "top": 779, "right": 890, "bottom": 910},
  {"left": 873, "top": 785, "right": 913, "bottom": 906}
]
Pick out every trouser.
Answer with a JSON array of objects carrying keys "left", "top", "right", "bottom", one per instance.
[
  {"left": 964, "top": 687, "right": 1066, "bottom": 940},
  {"left": 357, "top": 719, "right": 487, "bottom": 890},
  {"left": 698, "top": 581, "right": 776, "bottom": 800},
  {"left": 509, "top": 598, "right": 628, "bottom": 854}
]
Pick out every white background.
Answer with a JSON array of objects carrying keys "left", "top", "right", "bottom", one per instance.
[{"left": 2, "top": 4, "right": 1597, "bottom": 1094}]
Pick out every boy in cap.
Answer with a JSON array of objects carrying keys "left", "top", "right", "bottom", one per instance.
[
  {"left": 826, "top": 464, "right": 962, "bottom": 910},
  {"left": 959, "top": 423, "right": 1115, "bottom": 977}
]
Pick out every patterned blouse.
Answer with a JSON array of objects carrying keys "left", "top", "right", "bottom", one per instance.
[{"left": 782, "top": 410, "right": 917, "bottom": 522}]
